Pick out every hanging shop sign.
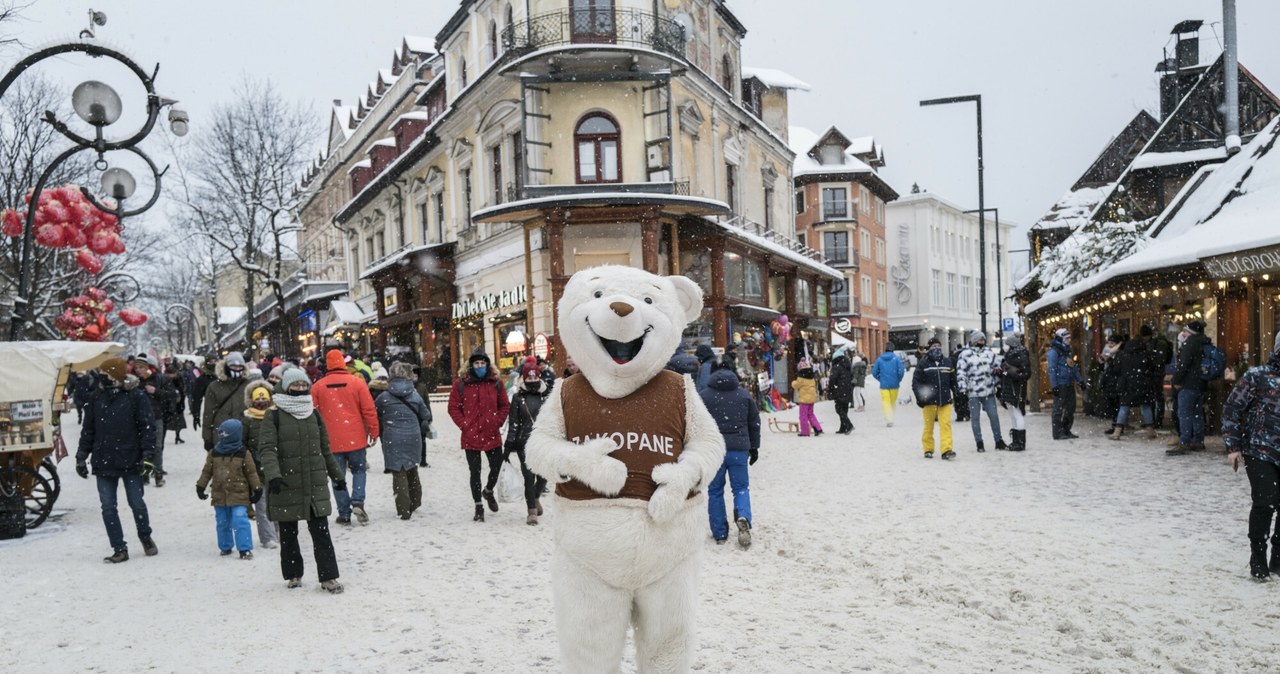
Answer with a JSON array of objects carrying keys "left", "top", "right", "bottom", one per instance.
[
  {"left": 533, "top": 333, "right": 550, "bottom": 359},
  {"left": 382, "top": 287, "right": 398, "bottom": 314},
  {"left": 1201, "top": 244, "right": 1280, "bottom": 279},
  {"left": 833, "top": 318, "right": 852, "bottom": 334},
  {"left": 452, "top": 284, "right": 527, "bottom": 319}
]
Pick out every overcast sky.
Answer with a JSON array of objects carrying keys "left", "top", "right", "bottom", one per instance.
[{"left": 8, "top": 0, "right": 1280, "bottom": 245}]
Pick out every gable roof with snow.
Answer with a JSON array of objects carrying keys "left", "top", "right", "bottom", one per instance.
[
  {"left": 741, "top": 67, "right": 811, "bottom": 91},
  {"left": 788, "top": 125, "right": 898, "bottom": 202}
]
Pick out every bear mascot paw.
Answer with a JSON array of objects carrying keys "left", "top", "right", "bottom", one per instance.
[{"left": 527, "top": 265, "right": 726, "bottom": 674}]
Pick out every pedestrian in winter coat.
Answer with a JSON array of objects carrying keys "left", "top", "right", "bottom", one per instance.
[
  {"left": 190, "top": 360, "right": 216, "bottom": 430},
  {"left": 71, "top": 371, "right": 98, "bottom": 424},
  {"left": 955, "top": 331, "right": 1007, "bottom": 451},
  {"left": 312, "top": 349, "right": 380, "bottom": 525},
  {"left": 412, "top": 365, "right": 437, "bottom": 467},
  {"left": 850, "top": 354, "right": 868, "bottom": 411},
  {"left": 1222, "top": 332, "right": 1280, "bottom": 580},
  {"left": 995, "top": 334, "right": 1031, "bottom": 451},
  {"left": 133, "top": 356, "right": 179, "bottom": 486},
  {"left": 369, "top": 364, "right": 390, "bottom": 403},
  {"left": 827, "top": 354, "right": 854, "bottom": 434},
  {"left": 666, "top": 347, "right": 700, "bottom": 376},
  {"left": 1148, "top": 327, "right": 1175, "bottom": 428},
  {"left": 791, "top": 360, "right": 823, "bottom": 437},
  {"left": 700, "top": 364, "right": 761, "bottom": 547},
  {"left": 164, "top": 362, "right": 188, "bottom": 444},
  {"left": 240, "top": 379, "right": 280, "bottom": 548},
  {"left": 196, "top": 419, "right": 263, "bottom": 559},
  {"left": 504, "top": 361, "right": 552, "bottom": 525},
  {"left": 694, "top": 344, "right": 716, "bottom": 391},
  {"left": 912, "top": 339, "right": 957, "bottom": 459},
  {"left": 1109, "top": 335, "right": 1157, "bottom": 440},
  {"left": 257, "top": 370, "right": 346, "bottom": 593},
  {"left": 1047, "top": 329, "right": 1084, "bottom": 440},
  {"left": 950, "top": 344, "right": 971, "bottom": 422},
  {"left": 75, "top": 357, "right": 159, "bottom": 563},
  {"left": 203, "top": 352, "right": 249, "bottom": 451},
  {"left": 871, "top": 343, "right": 906, "bottom": 427},
  {"left": 1171, "top": 320, "right": 1211, "bottom": 453},
  {"left": 447, "top": 348, "right": 511, "bottom": 522},
  {"left": 1099, "top": 333, "right": 1126, "bottom": 423},
  {"left": 375, "top": 362, "right": 432, "bottom": 520}
]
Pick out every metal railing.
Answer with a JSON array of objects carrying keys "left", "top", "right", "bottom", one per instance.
[
  {"left": 501, "top": 8, "right": 687, "bottom": 60},
  {"left": 723, "top": 215, "right": 827, "bottom": 265},
  {"left": 821, "top": 200, "right": 858, "bottom": 220},
  {"left": 673, "top": 179, "right": 690, "bottom": 195}
]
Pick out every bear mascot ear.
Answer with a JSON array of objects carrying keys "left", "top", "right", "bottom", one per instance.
[{"left": 669, "top": 275, "right": 704, "bottom": 325}]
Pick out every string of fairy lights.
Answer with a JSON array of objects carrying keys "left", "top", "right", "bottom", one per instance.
[{"left": 1036, "top": 274, "right": 1274, "bottom": 327}]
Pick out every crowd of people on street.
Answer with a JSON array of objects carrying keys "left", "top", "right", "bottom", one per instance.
[{"left": 66, "top": 319, "right": 1280, "bottom": 583}]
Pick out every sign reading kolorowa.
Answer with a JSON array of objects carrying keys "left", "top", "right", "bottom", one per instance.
[{"left": 1202, "top": 244, "right": 1280, "bottom": 279}]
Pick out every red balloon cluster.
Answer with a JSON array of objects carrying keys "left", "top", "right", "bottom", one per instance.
[
  {"left": 0, "top": 185, "right": 124, "bottom": 274},
  {"left": 55, "top": 287, "right": 115, "bottom": 341},
  {"left": 118, "top": 307, "right": 148, "bottom": 327}
]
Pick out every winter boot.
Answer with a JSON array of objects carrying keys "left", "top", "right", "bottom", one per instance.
[
  {"left": 924, "top": 451, "right": 934, "bottom": 459},
  {"left": 1109, "top": 425, "right": 1124, "bottom": 441},
  {"left": 1251, "top": 543, "right": 1270, "bottom": 580},
  {"left": 1104, "top": 426, "right": 1116, "bottom": 436},
  {"left": 736, "top": 517, "right": 752, "bottom": 549},
  {"left": 220, "top": 549, "right": 234, "bottom": 557},
  {"left": 527, "top": 508, "right": 539, "bottom": 526},
  {"left": 995, "top": 438, "right": 1009, "bottom": 450},
  {"left": 239, "top": 550, "right": 254, "bottom": 560},
  {"left": 975, "top": 442, "right": 985, "bottom": 453},
  {"left": 352, "top": 504, "right": 369, "bottom": 525},
  {"left": 482, "top": 489, "right": 499, "bottom": 513},
  {"left": 141, "top": 537, "right": 158, "bottom": 556},
  {"left": 473, "top": 503, "right": 485, "bottom": 522},
  {"left": 104, "top": 549, "right": 129, "bottom": 564},
  {"left": 1145, "top": 425, "right": 1157, "bottom": 440},
  {"left": 1010, "top": 429, "right": 1026, "bottom": 452},
  {"left": 286, "top": 578, "right": 302, "bottom": 589},
  {"left": 321, "top": 579, "right": 345, "bottom": 594},
  {"left": 1166, "top": 444, "right": 1191, "bottom": 456},
  {"left": 941, "top": 450, "right": 957, "bottom": 461}
]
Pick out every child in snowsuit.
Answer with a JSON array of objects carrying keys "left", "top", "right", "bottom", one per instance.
[
  {"left": 791, "top": 360, "right": 823, "bottom": 437},
  {"left": 196, "top": 419, "right": 263, "bottom": 559}
]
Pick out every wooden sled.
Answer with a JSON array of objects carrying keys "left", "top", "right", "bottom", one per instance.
[{"left": 768, "top": 417, "right": 800, "bottom": 434}]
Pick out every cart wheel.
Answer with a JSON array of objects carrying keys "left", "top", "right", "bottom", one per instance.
[
  {"left": 0, "top": 465, "right": 54, "bottom": 530},
  {"left": 39, "top": 457, "right": 61, "bottom": 503}
]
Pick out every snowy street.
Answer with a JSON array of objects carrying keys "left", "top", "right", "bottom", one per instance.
[{"left": 4, "top": 378, "right": 1272, "bottom": 674}]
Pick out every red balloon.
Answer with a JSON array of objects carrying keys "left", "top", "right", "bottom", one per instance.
[
  {"left": 101, "top": 298, "right": 114, "bottom": 313},
  {"left": 35, "top": 223, "right": 66, "bottom": 248},
  {"left": 86, "top": 287, "right": 107, "bottom": 301},
  {"left": 75, "top": 249, "right": 104, "bottom": 274},
  {"left": 108, "top": 234, "right": 125, "bottom": 255},
  {"left": 1, "top": 209, "right": 21, "bottom": 237},
  {"left": 87, "top": 229, "right": 114, "bottom": 254},
  {"left": 65, "top": 226, "right": 87, "bottom": 249},
  {"left": 83, "top": 324, "right": 101, "bottom": 339},
  {"left": 118, "top": 308, "right": 148, "bottom": 327}
]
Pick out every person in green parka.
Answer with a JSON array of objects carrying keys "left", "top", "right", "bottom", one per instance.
[{"left": 256, "top": 368, "right": 347, "bottom": 594}]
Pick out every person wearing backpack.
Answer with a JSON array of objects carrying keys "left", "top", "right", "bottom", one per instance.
[
  {"left": 1221, "top": 332, "right": 1280, "bottom": 580},
  {"left": 374, "top": 362, "right": 432, "bottom": 521},
  {"left": 447, "top": 348, "right": 511, "bottom": 522},
  {"left": 1169, "top": 320, "right": 1211, "bottom": 455}
]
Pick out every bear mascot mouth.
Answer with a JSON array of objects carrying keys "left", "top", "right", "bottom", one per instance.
[{"left": 598, "top": 329, "right": 650, "bottom": 364}]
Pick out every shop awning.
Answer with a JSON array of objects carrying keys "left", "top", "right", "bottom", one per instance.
[
  {"left": 728, "top": 303, "right": 781, "bottom": 323},
  {"left": 323, "top": 300, "right": 376, "bottom": 336}
]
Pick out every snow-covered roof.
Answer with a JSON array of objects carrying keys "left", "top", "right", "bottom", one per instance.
[
  {"left": 359, "top": 242, "right": 451, "bottom": 280},
  {"left": 332, "top": 105, "right": 357, "bottom": 140},
  {"left": 713, "top": 218, "right": 842, "bottom": 281},
  {"left": 788, "top": 126, "right": 874, "bottom": 177},
  {"left": 395, "top": 111, "right": 431, "bottom": 123},
  {"left": 1128, "top": 146, "right": 1227, "bottom": 170},
  {"left": 217, "top": 307, "right": 247, "bottom": 326},
  {"left": 346, "top": 159, "right": 372, "bottom": 174},
  {"left": 328, "top": 300, "right": 367, "bottom": 326},
  {"left": 742, "top": 67, "right": 811, "bottom": 91},
  {"left": 369, "top": 137, "right": 397, "bottom": 149},
  {"left": 1029, "top": 185, "right": 1113, "bottom": 232},
  {"left": 403, "top": 35, "right": 433, "bottom": 54},
  {"left": 1026, "top": 118, "right": 1280, "bottom": 314}
]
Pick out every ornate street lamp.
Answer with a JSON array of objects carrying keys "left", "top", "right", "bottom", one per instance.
[{"left": 3, "top": 10, "right": 188, "bottom": 340}]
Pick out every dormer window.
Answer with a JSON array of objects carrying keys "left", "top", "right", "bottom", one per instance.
[{"left": 819, "top": 143, "right": 843, "bottom": 165}]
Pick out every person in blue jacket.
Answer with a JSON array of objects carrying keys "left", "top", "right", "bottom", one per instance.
[
  {"left": 871, "top": 342, "right": 906, "bottom": 427},
  {"left": 694, "top": 344, "right": 716, "bottom": 391},
  {"left": 699, "top": 360, "right": 761, "bottom": 548},
  {"left": 1047, "top": 328, "right": 1084, "bottom": 440}
]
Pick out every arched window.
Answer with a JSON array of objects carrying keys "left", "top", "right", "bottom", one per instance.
[
  {"left": 505, "top": 4, "right": 514, "bottom": 32},
  {"left": 489, "top": 20, "right": 498, "bottom": 60},
  {"left": 575, "top": 113, "right": 621, "bottom": 183}
]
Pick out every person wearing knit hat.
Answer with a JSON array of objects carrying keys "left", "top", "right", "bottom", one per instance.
[
  {"left": 202, "top": 351, "right": 250, "bottom": 452},
  {"left": 504, "top": 356, "right": 551, "bottom": 525},
  {"left": 368, "top": 361, "right": 390, "bottom": 402},
  {"left": 447, "top": 347, "right": 510, "bottom": 522},
  {"left": 1221, "top": 328, "right": 1280, "bottom": 579},
  {"left": 132, "top": 353, "right": 180, "bottom": 486},
  {"left": 1169, "top": 317, "right": 1213, "bottom": 454},
  {"left": 790, "top": 359, "right": 823, "bottom": 437},
  {"left": 955, "top": 330, "right": 1006, "bottom": 451},
  {"left": 239, "top": 379, "right": 279, "bottom": 549},
  {"left": 312, "top": 347, "right": 379, "bottom": 526},
  {"left": 996, "top": 333, "right": 1032, "bottom": 451},
  {"left": 374, "top": 362, "right": 432, "bottom": 521},
  {"left": 1047, "top": 326, "right": 1083, "bottom": 440},
  {"left": 76, "top": 356, "right": 160, "bottom": 563}
]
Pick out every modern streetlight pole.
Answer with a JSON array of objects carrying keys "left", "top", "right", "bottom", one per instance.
[
  {"left": 1, "top": 10, "right": 188, "bottom": 340},
  {"left": 921, "top": 94, "right": 987, "bottom": 336}
]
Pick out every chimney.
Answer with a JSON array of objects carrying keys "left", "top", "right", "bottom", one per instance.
[
  {"left": 332, "top": 99, "right": 342, "bottom": 107},
  {"left": 1157, "top": 20, "right": 1204, "bottom": 120},
  {"left": 1223, "top": 0, "right": 1241, "bottom": 154}
]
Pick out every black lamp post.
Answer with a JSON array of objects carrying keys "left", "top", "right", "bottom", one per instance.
[
  {"left": 2, "top": 11, "right": 188, "bottom": 340},
  {"left": 921, "top": 94, "right": 987, "bottom": 336}
]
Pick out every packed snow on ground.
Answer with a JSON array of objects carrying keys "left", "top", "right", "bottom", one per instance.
[{"left": 3, "top": 376, "right": 1274, "bottom": 673}]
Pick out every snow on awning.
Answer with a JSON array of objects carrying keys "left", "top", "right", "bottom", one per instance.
[
  {"left": 217, "top": 307, "right": 247, "bottom": 326},
  {"left": 328, "top": 300, "right": 366, "bottom": 326},
  {"left": 728, "top": 303, "right": 781, "bottom": 324},
  {"left": 710, "top": 219, "right": 843, "bottom": 281},
  {"left": 1129, "top": 146, "right": 1227, "bottom": 170},
  {"left": 742, "top": 66, "right": 811, "bottom": 91}
]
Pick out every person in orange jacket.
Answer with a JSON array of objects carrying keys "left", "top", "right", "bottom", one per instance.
[{"left": 312, "top": 349, "right": 380, "bottom": 525}]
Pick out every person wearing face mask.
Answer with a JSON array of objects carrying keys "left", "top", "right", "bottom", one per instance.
[
  {"left": 913, "top": 337, "right": 959, "bottom": 459},
  {"left": 374, "top": 362, "right": 432, "bottom": 520},
  {"left": 257, "top": 369, "right": 347, "bottom": 593},
  {"left": 241, "top": 379, "right": 280, "bottom": 548},
  {"left": 312, "top": 349, "right": 380, "bottom": 526},
  {"left": 504, "top": 359, "right": 552, "bottom": 525},
  {"left": 133, "top": 355, "right": 179, "bottom": 486},
  {"left": 1047, "top": 329, "right": 1084, "bottom": 440},
  {"left": 448, "top": 348, "right": 511, "bottom": 522},
  {"left": 203, "top": 351, "right": 250, "bottom": 452}
]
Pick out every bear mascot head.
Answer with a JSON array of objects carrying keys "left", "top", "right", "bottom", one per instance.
[{"left": 526, "top": 265, "right": 726, "bottom": 673}]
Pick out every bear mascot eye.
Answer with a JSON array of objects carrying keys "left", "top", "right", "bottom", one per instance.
[
  {"left": 644, "top": 297, "right": 653, "bottom": 304},
  {"left": 594, "top": 290, "right": 603, "bottom": 298}
]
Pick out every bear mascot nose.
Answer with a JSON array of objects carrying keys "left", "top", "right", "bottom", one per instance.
[{"left": 609, "top": 301, "right": 634, "bottom": 317}]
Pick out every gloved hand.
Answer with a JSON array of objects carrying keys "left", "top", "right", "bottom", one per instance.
[
  {"left": 332, "top": 480, "right": 347, "bottom": 492},
  {"left": 749, "top": 449, "right": 759, "bottom": 466},
  {"left": 76, "top": 462, "right": 89, "bottom": 479},
  {"left": 140, "top": 460, "right": 156, "bottom": 477},
  {"left": 250, "top": 488, "right": 263, "bottom": 504},
  {"left": 268, "top": 478, "right": 286, "bottom": 495},
  {"left": 196, "top": 486, "right": 208, "bottom": 500}
]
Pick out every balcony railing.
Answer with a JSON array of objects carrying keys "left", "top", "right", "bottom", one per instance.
[
  {"left": 723, "top": 215, "right": 826, "bottom": 265},
  {"left": 823, "top": 246, "right": 859, "bottom": 269},
  {"left": 821, "top": 200, "right": 858, "bottom": 220},
  {"left": 501, "top": 8, "right": 687, "bottom": 60}
]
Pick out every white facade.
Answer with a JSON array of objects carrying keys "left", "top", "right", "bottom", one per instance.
[{"left": 884, "top": 192, "right": 1016, "bottom": 350}]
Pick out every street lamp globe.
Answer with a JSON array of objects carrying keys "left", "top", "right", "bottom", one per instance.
[
  {"left": 167, "top": 105, "right": 189, "bottom": 136},
  {"left": 100, "top": 167, "right": 136, "bottom": 200},
  {"left": 71, "top": 80, "right": 123, "bottom": 126}
]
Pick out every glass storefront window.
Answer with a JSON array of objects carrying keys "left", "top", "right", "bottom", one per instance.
[
  {"left": 796, "top": 278, "right": 813, "bottom": 314},
  {"left": 680, "top": 248, "right": 711, "bottom": 295},
  {"left": 744, "top": 258, "right": 764, "bottom": 301},
  {"left": 724, "top": 251, "right": 744, "bottom": 299}
]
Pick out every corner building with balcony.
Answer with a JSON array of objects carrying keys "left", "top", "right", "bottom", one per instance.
[{"left": 328, "top": 0, "right": 840, "bottom": 387}]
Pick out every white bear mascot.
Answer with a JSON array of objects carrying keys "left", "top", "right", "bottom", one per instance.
[{"left": 527, "top": 265, "right": 726, "bottom": 674}]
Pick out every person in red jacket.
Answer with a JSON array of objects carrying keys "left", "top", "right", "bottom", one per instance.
[
  {"left": 312, "top": 349, "right": 380, "bottom": 525},
  {"left": 447, "top": 348, "right": 510, "bottom": 522}
]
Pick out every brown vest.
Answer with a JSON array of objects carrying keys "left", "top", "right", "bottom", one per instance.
[{"left": 555, "top": 370, "right": 689, "bottom": 502}]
